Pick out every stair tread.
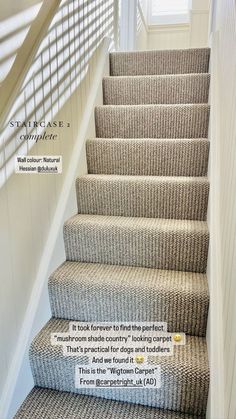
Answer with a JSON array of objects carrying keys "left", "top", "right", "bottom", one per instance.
[
  {"left": 104, "top": 73, "right": 210, "bottom": 79},
  {"left": 50, "top": 261, "right": 208, "bottom": 297},
  {"left": 87, "top": 137, "right": 210, "bottom": 144},
  {"left": 49, "top": 261, "right": 209, "bottom": 336},
  {"left": 103, "top": 73, "right": 210, "bottom": 105},
  {"left": 110, "top": 48, "right": 210, "bottom": 76},
  {"left": 77, "top": 174, "right": 209, "bottom": 182},
  {"left": 32, "top": 317, "right": 209, "bottom": 365},
  {"left": 97, "top": 104, "right": 209, "bottom": 109},
  {"left": 14, "top": 387, "right": 199, "bottom": 419},
  {"left": 29, "top": 317, "right": 209, "bottom": 415},
  {"left": 65, "top": 213, "right": 208, "bottom": 233}
]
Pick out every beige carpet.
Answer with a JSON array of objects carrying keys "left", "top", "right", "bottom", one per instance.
[{"left": 15, "top": 47, "right": 210, "bottom": 418}]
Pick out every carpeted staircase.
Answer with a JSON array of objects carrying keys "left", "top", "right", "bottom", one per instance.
[{"left": 15, "top": 47, "right": 210, "bottom": 419}]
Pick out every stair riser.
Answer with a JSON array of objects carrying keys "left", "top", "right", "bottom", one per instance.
[
  {"left": 76, "top": 178, "right": 209, "bottom": 221},
  {"left": 86, "top": 139, "right": 209, "bottom": 177},
  {"left": 110, "top": 48, "right": 210, "bottom": 76},
  {"left": 103, "top": 75, "right": 210, "bottom": 105},
  {"left": 64, "top": 221, "right": 209, "bottom": 273},
  {"left": 95, "top": 105, "right": 210, "bottom": 139}
]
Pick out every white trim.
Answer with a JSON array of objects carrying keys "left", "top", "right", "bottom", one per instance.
[
  {"left": 149, "top": 13, "right": 190, "bottom": 26},
  {"left": 0, "top": 37, "right": 111, "bottom": 419},
  {"left": 113, "top": 0, "right": 120, "bottom": 50},
  {"left": 206, "top": 30, "right": 225, "bottom": 419},
  {"left": 148, "top": 23, "right": 190, "bottom": 33},
  {"left": 120, "top": 0, "right": 137, "bottom": 50},
  {"left": 191, "top": 9, "right": 210, "bottom": 15}
]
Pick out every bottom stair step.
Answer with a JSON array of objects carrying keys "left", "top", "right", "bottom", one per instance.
[
  {"left": 14, "top": 387, "right": 199, "bottom": 419},
  {"left": 29, "top": 318, "right": 209, "bottom": 416}
]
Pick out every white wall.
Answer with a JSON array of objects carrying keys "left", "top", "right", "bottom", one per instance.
[
  {"left": 147, "top": 23, "right": 190, "bottom": 50},
  {"left": 190, "top": 0, "right": 210, "bottom": 47},
  {"left": 136, "top": 0, "right": 210, "bottom": 51},
  {"left": 0, "top": 0, "right": 115, "bottom": 416},
  {"left": 207, "top": 0, "right": 236, "bottom": 417},
  {"left": 0, "top": 1, "right": 42, "bottom": 83},
  {"left": 0, "top": 0, "right": 61, "bottom": 116}
]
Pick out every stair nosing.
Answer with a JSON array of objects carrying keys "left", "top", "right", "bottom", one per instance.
[{"left": 76, "top": 174, "right": 209, "bottom": 182}]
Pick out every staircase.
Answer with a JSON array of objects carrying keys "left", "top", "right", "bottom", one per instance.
[{"left": 15, "top": 47, "right": 210, "bottom": 419}]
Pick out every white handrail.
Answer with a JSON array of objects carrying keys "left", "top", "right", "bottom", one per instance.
[
  {"left": 0, "top": 0, "right": 62, "bottom": 127},
  {"left": 138, "top": 0, "right": 149, "bottom": 33}
]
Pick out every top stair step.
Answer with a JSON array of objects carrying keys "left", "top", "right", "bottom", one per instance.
[{"left": 110, "top": 48, "right": 210, "bottom": 76}]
